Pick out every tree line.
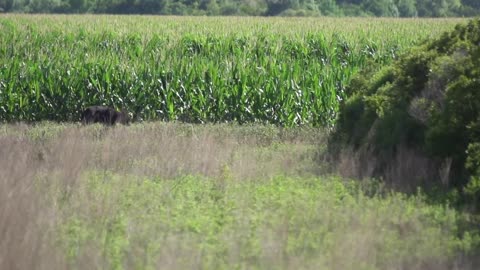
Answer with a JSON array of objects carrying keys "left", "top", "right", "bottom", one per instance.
[{"left": 0, "top": 0, "right": 479, "bottom": 18}]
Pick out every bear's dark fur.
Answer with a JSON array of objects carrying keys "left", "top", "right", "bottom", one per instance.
[{"left": 81, "top": 106, "right": 130, "bottom": 125}]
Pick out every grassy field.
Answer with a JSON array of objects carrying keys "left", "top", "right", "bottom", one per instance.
[
  {"left": 1, "top": 122, "right": 479, "bottom": 270},
  {"left": 1, "top": 16, "right": 479, "bottom": 269},
  {"left": 0, "top": 15, "right": 467, "bottom": 126}
]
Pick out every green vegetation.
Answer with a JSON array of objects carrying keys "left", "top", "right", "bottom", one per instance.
[
  {"left": 56, "top": 173, "right": 477, "bottom": 269},
  {"left": 1, "top": 122, "right": 479, "bottom": 269},
  {"left": 2, "top": 16, "right": 480, "bottom": 269},
  {"left": 0, "top": 15, "right": 465, "bottom": 126},
  {"left": 331, "top": 18, "right": 480, "bottom": 203},
  {"left": 1, "top": 0, "right": 479, "bottom": 17}
]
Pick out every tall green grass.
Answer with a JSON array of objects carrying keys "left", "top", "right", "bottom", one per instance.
[{"left": 0, "top": 15, "right": 466, "bottom": 126}]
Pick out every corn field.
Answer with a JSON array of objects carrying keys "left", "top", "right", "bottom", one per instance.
[{"left": 0, "top": 15, "right": 465, "bottom": 126}]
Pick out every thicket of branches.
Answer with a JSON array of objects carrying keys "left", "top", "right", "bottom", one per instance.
[{"left": 0, "top": 0, "right": 479, "bottom": 17}]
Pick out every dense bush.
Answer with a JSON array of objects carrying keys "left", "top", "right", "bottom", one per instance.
[{"left": 331, "top": 19, "right": 480, "bottom": 201}]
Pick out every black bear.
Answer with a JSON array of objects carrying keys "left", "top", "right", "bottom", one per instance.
[{"left": 81, "top": 106, "right": 130, "bottom": 125}]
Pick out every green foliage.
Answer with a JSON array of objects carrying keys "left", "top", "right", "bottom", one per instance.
[
  {"left": 463, "top": 176, "right": 480, "bottom": 209},
  {"left": 464, "top": 143, "right": 480, "bottom": 209},
  {"left": 0, "top": 16, "right": 460, "bottom": 126},
  {"left": 362, "top": 0, "right": 399, "bottom": 17},
  {"left": 54, "top": 171, "right": 479, "bottom": 269},
  {"left": 395, "top": 0, "right": 417, "bottom": 16},
  {"left": 466, "top": 143, "right": 480, "bottom": 176},
  {"left": 331, "top": 19, "right": 480, "bottom": 194},
  {"left": 416, "top": 0, "right": 462, "bottom": 17},
  {"left": 3, "top": 0, "right": 479, "bottom": 16}
]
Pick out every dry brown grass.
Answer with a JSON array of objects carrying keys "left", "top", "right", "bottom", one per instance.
[
  {"left": 0, "top": 133, "right": 66, "bottom": 270},
  {"left": 0, "top": 122, "right": 321, "bottom": 270},
  {"left": 0, "top": 122, "right": 319, "bottom": 179},
  {"left": 333, "top": 142, "right": 455, "bottom": 192}
]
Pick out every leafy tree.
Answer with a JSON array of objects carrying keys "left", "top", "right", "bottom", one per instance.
[
  {"left": 136, "top": 0, "right": 166, "bottom": 13},
  {"left": 26, "top": 0, "right": 68, "bottom": 12},
  {"left": 2, "top": 0, "right": 480, "bottom": 20},
  {"left": 318, "top": 0, "right": 339, "bottom": 15},
  {"left": 362, "top": 0, "right": 399, "bottom": 16},
  {"left": 69, "top": 0, "right": 85, "bottom": 11},
  {"left": 462, "top": 0, "right": 480, "bottom": 9},
  {"left": 416, "top": 0, "right": 461, "bottom": 17},
  {"left": 264, "top": 0, "right": 295, "bottom": 15},
  {"left": 336, "top": 0, "right": 362, "bottom": 4},
  {"left": 0, "top": 0, "right": 14, "bottom": 11},
  {"left": 395, "top": 0, "right": 416, "bottom": 17}
]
